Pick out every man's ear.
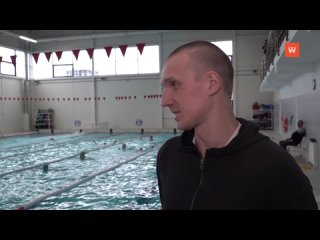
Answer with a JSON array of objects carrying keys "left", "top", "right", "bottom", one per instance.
[{"left": 207, "top": 71, "right": 220, "bottom": 95}]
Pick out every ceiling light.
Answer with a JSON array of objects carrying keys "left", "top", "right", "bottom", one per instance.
[{"left": 19, "top": 35, "right": 37, "bottom": 43}]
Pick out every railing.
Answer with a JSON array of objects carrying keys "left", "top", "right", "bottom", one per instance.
[{"left": 261, "top": 30, "right": 289, "bottom": 82}]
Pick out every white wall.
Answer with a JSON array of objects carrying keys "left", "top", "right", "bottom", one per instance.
[
  {"left": 278, "top": 72, "right": 320, "bottom": 100},
  {"left": 272, "top": 57, "right": 320, "bottom": 140},
  {"left": 235, "top": 35, "right": 273, "bottom": 120},
  {"left": 96, "top": 76, "right": 162, "bottom": 130},
  {"left": 31, "top": 79, "right": 94, "bottom": 130},
  {"left": 0, "top": 76, "right": 24, "bottom": 134},
  {"left": 30, "top": 75, "right": 162, "bottom": 131}
]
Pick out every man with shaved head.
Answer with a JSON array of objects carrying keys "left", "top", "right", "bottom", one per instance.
[{"left": 157, "top": 41, "right": 317, "bottom": 210}]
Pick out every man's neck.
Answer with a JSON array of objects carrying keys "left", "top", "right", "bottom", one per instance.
[{"left": 193, "top": 118, "right": 240, "bottom": 157}]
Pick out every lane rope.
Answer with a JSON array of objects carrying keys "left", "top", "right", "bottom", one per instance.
[{"left": 16, "top": 147, "right": 159, "bottom": 210}]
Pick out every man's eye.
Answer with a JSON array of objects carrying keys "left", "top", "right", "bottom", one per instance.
[{"left": 170, "top": 81, "right": 178, "bottom": 89}]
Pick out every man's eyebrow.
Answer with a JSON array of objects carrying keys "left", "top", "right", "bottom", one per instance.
[{"left": 161, "top": 77, "right": 177, "bottom": 86}]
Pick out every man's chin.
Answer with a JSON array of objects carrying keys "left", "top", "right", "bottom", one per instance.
[{"left": 176, "top": 123, "right": 192, "bottom": 131}]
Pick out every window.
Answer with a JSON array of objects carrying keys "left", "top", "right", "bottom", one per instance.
[
  {"left": 138, "top": 45, "right": 159, "bottom": 74},
  {"left": 91, "top": 45, "right": 160, "bottom": 76},
  {"left": 16, "top": 50, "right": 26, "bottom": 78},
  {"left": 94, "top": 49, "right": 116, "bottom": 76},
  {"left": 212, "top": 40, "right": 233, "bottom": 56},
  {"left": 30, "top": 44, "right": 160, "bottom": 79},
  {"left": 116, "top": 47, "right": 139, "bottom": 75},
  {"left": 0, "top": 46, "right": 18, "bottom": 76},
  {"left": 53, "top": 64, "right": 73, "bottom": 77},
  {"left": 73, "top": 50, "right": 93, "bottom": 76},
  {"left": 32, "top": 52, "right": 52, "bottom": 79}
]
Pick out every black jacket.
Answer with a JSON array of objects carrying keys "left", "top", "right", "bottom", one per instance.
[
  {"left": 156, "top": 118, "right": 318, "bottom": 210},
  {"left": 291, "top": 129, "right": 306, "bottom": 145}
]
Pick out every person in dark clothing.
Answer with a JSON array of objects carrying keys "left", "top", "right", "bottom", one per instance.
[
  {"left": 157, "top": 41, "right": 317, "bottom": 210},
  {"left": 279, "top": 120, "right": 306, "bottom": 150},
  {"left": 80, "top": 151, "right": 86, "bottom": 160}
]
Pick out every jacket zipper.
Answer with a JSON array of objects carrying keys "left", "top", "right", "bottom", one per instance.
[{"left": 190, "top": 157, "right": 205, "bottom": 209}]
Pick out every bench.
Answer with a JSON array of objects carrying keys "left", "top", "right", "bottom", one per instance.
[
  {"left": 287, "top": 136, "right": 309, "bottom": 161},
  {"left": 287, "top": 137, "right": 318, "bottom": 168}
]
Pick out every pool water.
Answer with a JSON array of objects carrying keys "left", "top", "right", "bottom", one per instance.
[{"left": 0, "top": 132, "right": 177, "bottom": 210}]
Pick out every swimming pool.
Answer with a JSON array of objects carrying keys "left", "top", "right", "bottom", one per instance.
[{"left": 0, "top": 132, "right": 176, "bottom": 210}]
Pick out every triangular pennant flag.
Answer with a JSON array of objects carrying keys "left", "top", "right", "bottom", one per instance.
[
  {"left": 55, "top": 51, "right": 63, "bottom": 61},
  {"left": 72, "top": 49, "right": 80, "bottom": 60},
  {"left": 10, "top": 55, "right": 17, "bottom": 67},
  {"left": 104, "top": 46, "right": 113, "bottom": 57},
  {"left": 0, "top": 56, "right": 2, "bottom": 62},
  {"left": 32, "top": 53, "right": 40, "bottom": 64},
  {"left": 136, "top": 43, "right": 145, "bottom": 55},
  {"left": 119, "top": 45, "right": 128, "bottom": 56},
  {"left": 86, "top": 48, "right": 94, "bottom": 59},
  {"left": 45, "top": 52, "right": 52, "bottom": 62}
]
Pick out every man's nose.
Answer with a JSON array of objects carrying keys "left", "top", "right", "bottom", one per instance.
[{"left": 161, "top": 89, "right": 173, "bottom": 107}]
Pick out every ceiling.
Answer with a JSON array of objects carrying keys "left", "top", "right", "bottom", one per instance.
[
  {"left": 3, "top": 30, "right": 270, "bottom": 42},
  {"left": 0, "top": 30, "right": 155, "bottom": 43},
  {"left": 0, "top": 30, "right": 270, "bottom": 52}
]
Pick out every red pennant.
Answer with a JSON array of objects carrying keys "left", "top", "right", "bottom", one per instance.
[
  {"left": 55, "top": 51, "right": 63, "bottom": 61},
  {"left": 104, "top": 46, "right": 113, "bottom": 57},
  {"left": 136, "top": 43, "right": 145, "bottom": 55},
  {"left": 72, "top": 49, "right": 80, "bottom": 60},
  {"left": 32, "top": 53, "right": 40, "bottom": 63},
  {"left": 119, "top": 45, "right": 128, "bottom": 56},
  {"left": 45, "top": 52, "right": 52, "bottom": 62},
  {"left": 86, "top": 48, "right": 94, "bottom": 59},
  {"left": 10, "top": 55, "right": 17, "bottom": 67}
]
